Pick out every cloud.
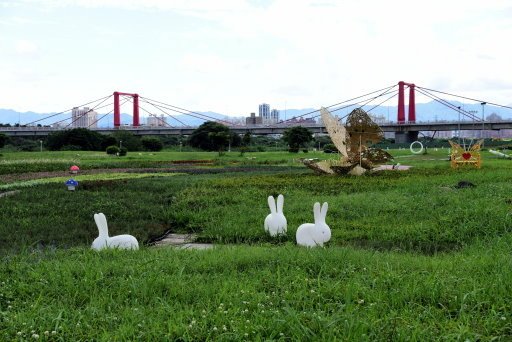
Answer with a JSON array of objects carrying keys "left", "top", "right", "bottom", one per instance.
[{"left": 14, "top": 40, "right": 38, "bottom": 55}]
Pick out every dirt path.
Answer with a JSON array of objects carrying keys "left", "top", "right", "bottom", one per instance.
[{"left": 0, "top": 165, "right": 291, "bottom": 183}]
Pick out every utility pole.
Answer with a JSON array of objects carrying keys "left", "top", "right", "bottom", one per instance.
[
  {"left": 457, "top": 106, "right": 461, "bottom": 144},
  {"left": 481, "top": 102, "right": 486, "bottom": 141}
]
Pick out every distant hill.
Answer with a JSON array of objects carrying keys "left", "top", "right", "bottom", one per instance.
[{"left": 1, "top": 101, "right": 510, "bottom": 127}]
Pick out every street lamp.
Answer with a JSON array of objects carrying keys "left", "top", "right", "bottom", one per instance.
[
  {"left": 119, "top": 140, "right": 122, "bottom": 149},
  {"left": 481, "top": 102, "right": 486, "bottom": 140},
  {"left": 39, "top": 140, "right": 43, "bottom": 152},
  {"left": 457, "top": 106, "right": 461, "bottom": 144}
]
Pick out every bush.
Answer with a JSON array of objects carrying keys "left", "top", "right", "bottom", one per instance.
[
  {"left": 101, "top": 135, "right": 118, "bottom": 150},
  {"left": 60, "top": 145, "right": 82, "bottom": 151},
  {"left": 46, "top": 128, "right": 105, "bottom": 151},
  {"left": 302, "top": 149, "right": 309, "bottom": 153},
  {"left": 119, "top": 147, "right": 128, "bottom": 156},
  {"left": 288, "top": 147, "right": 299, "bottom": 153},
  {"left": 0, "top": 133, "right": 6, "bottom": 148},
  {"left": 106, "top": 145, "right": 120, "bottom": 155},
  {"left": 141, "top": 137, "right": 164, "bottom": 152},
  {"left": 323, "top": 144, "right": 339, "bottom": 153}
]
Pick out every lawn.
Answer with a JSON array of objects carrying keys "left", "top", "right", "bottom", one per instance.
[{"left": 1, "top": 149, "right": 512, "bottom": 340}]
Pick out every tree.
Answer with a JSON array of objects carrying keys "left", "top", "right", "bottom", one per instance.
[
  {"left": 46, "top": 128, "right": 105, "bottom": 151},
  {"left": 111, "top": 130, "right": 142, "bottom": 151},
  {"left": 141, "top": 136, "right": 164, "bottom": 151},
  {"left": 242, "top": 132, "right": 252, "bottom": 147},
  {"left": 188, "top": 121, "right": 234, "bottom": 151},
  {"left": 0, "top": 133, "right": 6, "bottom": 148},
  {"left": 282, "top": 126, "right": 313, "bottom": 152},
  {"left": 101, "top": 135, "right": 118, "bottom": 150}
]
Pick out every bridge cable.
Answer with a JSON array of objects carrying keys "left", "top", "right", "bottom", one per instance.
[
  {"left": 415, "top": 87, "right": 482, "bottom": 122},
  {"left": 140, "top": 96, "right": 240, "bottom": 127},
  {"left": 49, "top": 101, "right": 113, "bottom": 127},
  {"left": 86, "top": 97, "right": 132, "bottom": 129},
  {"left": 62, "top": 95, "right": 115, "bottom": 129},
  {"left": 365, "top": 89, "right": 400, "bottom": 114},
  {"left": 271, "top": 84, "right": 397, "bottom": 126},
  {"left": 415, "top": 87, "right": 482, "bottom": 121},
  {"left": 24, "top": 94, "right": 112, "bottom": 126},
  {"left": 125, "top": 97, "right": 176, "bottom": 127},
  {"left": 51, "top": 97, "right": 116, "bottom": 127},
  {"left": 139, "top": 98, "right": 220, "bottom": 126},
  {"left": 416, "top": 86, "right": 512, "bottom": 110},
  {"left": 299, "top": 84, "right": 398, "bottom": 124},
  {"left": 136, "top": 97, "right": 190, "bottom": 127}
]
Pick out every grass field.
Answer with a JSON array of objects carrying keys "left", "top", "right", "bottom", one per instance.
[{"left": 1, "top": 149, "right": 512, "bottom": 340}]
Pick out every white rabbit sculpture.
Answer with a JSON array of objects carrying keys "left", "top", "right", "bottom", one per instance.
[
  {"left": 296, "top": 202, "right": 331, "bottom": 247},
  {"left": 264, "top": 194, "right": 287, "bottom": 236},
  {"left": 92, "top": 213, "right": 139, "bottom": 250}
]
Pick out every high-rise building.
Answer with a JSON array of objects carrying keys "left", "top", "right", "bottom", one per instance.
[
  {"left": 146, "top": 115, "right": 167, "bottom": 127},
  {"left": 259, "top": 103, "right": 270, "bottom": 124},
  {"left": 72, "top": 107, "right": 98, "bottom": 128},
  {"left": 245, "top": 112, "right": 262, "bottom": 126},
  {"left": 270, "top": 109, "right": 279, "bottom": 124}
]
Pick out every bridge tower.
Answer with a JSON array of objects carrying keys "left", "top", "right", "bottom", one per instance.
[
  {"left": 396, "top": 81, "right": 418, "bottom": 143},
  {"left": 113, "top": 91, "right": 140, "bottom": 127},
  {"left": 397, "top": 81, "right": 416, "bottom": 124}
]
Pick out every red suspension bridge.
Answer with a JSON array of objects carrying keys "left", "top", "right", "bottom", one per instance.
[{"left": 2, "top": 81, "right": 512, "bottom": 143}]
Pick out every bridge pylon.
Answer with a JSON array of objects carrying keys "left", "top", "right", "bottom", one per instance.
[
  {"left": 397, "top": 81, "right": 416, "bottom": 124},
  {"left": 113, "top": 91, "right": 140, "bottom": 127}
]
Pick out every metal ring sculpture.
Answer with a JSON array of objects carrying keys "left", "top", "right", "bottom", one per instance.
[{"left": 410, "top": 141, "right": 424, "bottom": 155}]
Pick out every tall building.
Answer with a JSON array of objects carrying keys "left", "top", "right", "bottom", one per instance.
[
  {"left": 259, "top": 103, "right": 270, "bottom": 124},
  {"left": 270, "top": 109, "right": 279, "bottom": 124},
  {"left": 246, "top": 112, "right": 262, "bottom": 125},
  {"left": 146, "top": 115, "right": 167, "bottom": 127},
  {"left": 72, "top": 107, "right": 98, "bottom": 128}
]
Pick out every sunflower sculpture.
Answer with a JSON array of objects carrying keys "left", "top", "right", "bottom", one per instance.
[{"left": 303, "top": 107, "right": 392, "bottom": 175}]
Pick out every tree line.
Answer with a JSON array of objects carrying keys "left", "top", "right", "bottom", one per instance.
[{"left": 0, "top": 122, "right": 323, "bottom": 153}]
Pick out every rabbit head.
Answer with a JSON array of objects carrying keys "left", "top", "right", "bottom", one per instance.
[
  {"left": 264, "top": 194, "right": 287, "bottom": 236},
  {"left": 313, "top": 202, "right": 331, "bottom": 243}
]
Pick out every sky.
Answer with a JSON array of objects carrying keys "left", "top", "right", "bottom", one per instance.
[{"left": 1, "top": 0, "right": 511, "bottom": 117}]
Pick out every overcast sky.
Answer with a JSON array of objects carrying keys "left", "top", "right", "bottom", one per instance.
[{"left": 1, "top": 0, "right": 511, "bottom": 117}]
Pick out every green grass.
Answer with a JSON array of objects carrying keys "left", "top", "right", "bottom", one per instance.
[
  {"left": 0, "top": 150, "right": 322, "bottom": 175},
  {"left": 1, "top": 149, "right": 512, "bottom": 340},
  {"left": 1, "top": 241, "right": 511, "bottom": 340}
]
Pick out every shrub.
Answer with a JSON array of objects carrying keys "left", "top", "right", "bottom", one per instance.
[
  {"left": 323, "top": 144, "right": 339, "bottom": 153},
  {"left": 119, "top": 147, "right": 128, "bottom": 156},
  {"left": 141, "top": 137, "right": 164, "bottom": 152},
  {"left": 0, "top": 133, "right": 6, "bottom": 148},
  {"left": 288, "top": 147, "right": 299, "bottom": 153},
  {"left": 106, "top": 145, "right": 120, "bottom": 155},
  {"left": 60, "top": 145, "right": 82, "bottom": 151}
]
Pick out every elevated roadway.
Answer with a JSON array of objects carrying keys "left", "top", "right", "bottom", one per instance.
[{"left": 2, "top": 121, "right": 512, "bottom": 137}]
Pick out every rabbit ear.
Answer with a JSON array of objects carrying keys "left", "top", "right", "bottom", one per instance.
[
  {"left": 99, "top": 213, "right": 108, "bottom": 229},
  {"left": 320, "top": 202, "right": 328, "bottom": 222},
  {"left": 267, "top": 196, "right": 277, "bottom": 214},
  {"left": 313, "top": 202, "right": 321, "bottom": 223},
  {"left": 94, "top": 213, "right": 101, "bottom": 228},
  {"left": 276, "top": 194, "right": 284, "bottom": 213}
]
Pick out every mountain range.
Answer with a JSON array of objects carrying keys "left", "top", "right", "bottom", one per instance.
[{"left": 1, "top": 101, "right": 510, "bottom": 127}]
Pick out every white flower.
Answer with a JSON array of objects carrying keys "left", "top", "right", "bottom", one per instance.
[{"left": 31, "top": 334, "right": 39, "bottom": 339}]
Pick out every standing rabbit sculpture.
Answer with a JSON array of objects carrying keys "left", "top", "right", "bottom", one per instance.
[
  {"left": 296, "top": 202, "right": 331, "bottom": 247},
  {"left": 264, "top": 194, "right": 287, "bottom": 236},
  {"left": 92, "top": 213, "right": 139, "bottom": 250}
]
